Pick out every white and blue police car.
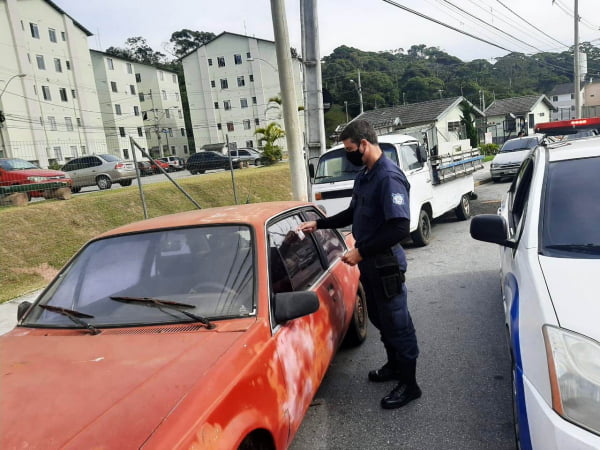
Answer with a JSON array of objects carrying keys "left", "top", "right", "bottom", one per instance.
[{"left": 470, "top": 117, "right": 600, "bottom": 449}]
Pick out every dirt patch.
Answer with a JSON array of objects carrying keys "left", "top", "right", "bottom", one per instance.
[{"left": 12, "top": 263, "right": 58, "bottom": 282}]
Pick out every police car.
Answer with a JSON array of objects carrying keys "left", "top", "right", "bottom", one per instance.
[{"left": 470, "top": 117, "right": 600, "bottom": 449}]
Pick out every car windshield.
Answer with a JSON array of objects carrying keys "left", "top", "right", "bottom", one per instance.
[
  {"left": 500, "top": 138, "right": 538, "bottom": 152},
  {"left": 23, "top": 225, "right": 255, "bottom": 328},
  {"left": 313, "top": 143, "right": 399, "bottom": 183},
  {"left": 0, "top": 159, "right": 39, "bottom": 170},
  {"left": 541, "top": 156, "right": 600, "bottom": 258},
  {"left": 100, "top": 154, "right": 121, "bottom": 162}
]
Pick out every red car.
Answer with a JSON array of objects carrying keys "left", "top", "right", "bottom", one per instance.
[
  {"left": 0, "top": 158, "right": 72, "bottom": 199},
  {"left": 150, "top": 159, "right": 171, "bottom": 173},
  {"left": 0, "top": 201, "right": 366, "bottom": 449}
]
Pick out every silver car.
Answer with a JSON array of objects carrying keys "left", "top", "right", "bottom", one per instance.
[
  {"left": 490, "top": 135, "right": 542, "bottom": 182},
  {"left": 228, "top": 148, "right": 263, "bottom": 166},
  {"left": 61, "top": 154, "right": 137, "bottom": 192}
]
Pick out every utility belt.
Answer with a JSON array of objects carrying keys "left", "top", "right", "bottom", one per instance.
[{"left": 374, "top": 244, "right": 405, "bottom": 299}]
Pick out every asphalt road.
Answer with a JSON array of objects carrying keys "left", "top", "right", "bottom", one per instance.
[{"left": 290, "top": 180, "right": 515, "bottom": 450}]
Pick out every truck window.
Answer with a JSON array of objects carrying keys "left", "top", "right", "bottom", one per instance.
[{"left": 400, "top": 144, "right": 423, "bottom": 170}]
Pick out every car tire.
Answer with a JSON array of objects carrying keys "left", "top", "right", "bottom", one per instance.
[
  {"left": 455, "top": 194, "right": 470, "bottom": 220},
  {"left": 254, "top": 158, "right": 261, "bottom": 166},
  {"left": 492, "top": 177, "right": 501, "bottom": 183},
  {"left": 411, "top": 209, "right": 431, "bottom": 246},
  {"left": 343, "top": 283, "right": 368, "bottom": 347},
  {"left": 96, "top": 175, "right": 112, "bottom": 190},
  {"left": 511, "top": 355, "right": 523, "bottom": 450},
  {"left": 199, "top": 169, "right": 206, "bottom": 174},
  {"left": 119, "top": 179, "right": 133, "bottom": 187},
  {"left": 71, "top": 186, "right": 81, "bottom": 193}
]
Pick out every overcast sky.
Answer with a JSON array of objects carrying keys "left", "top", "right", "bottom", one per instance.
[{"left": 57, "top": 0, "right": 599, "bottom": 63}]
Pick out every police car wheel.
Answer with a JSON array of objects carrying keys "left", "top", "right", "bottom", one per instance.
[
  {"left": 411, "top": 209, "right": 431, "bottom": 247},
  {"left": 511, "top": 359, "right": 522, "bottom": 450},
  {"left": 343, "top": 283, "right": 367, "bottom": 347}
]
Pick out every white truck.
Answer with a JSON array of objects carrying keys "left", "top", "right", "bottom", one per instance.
[{"left": 308, "top": 133, "right": 483, "bottom": 246}]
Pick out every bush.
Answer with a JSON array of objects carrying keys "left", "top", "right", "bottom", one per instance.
[{"left": 479, "top": 143, "right": 499, "bottom": 155}]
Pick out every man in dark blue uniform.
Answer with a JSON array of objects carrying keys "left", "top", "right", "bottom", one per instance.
[{"left": 298, "top": 120, "right": 421, "bottom": 409}]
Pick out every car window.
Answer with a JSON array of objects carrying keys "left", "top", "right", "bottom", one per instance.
[
  {"left": 501, "top": 138, "right": 538, "bottom": 152},
  {"left": 508, "top": 157, "right": 534, "bottom": 238},
  {"left": 303, "top": 210, "right": 346, "bottom": 265},
  {"left": 268, "top": 214, "right": 323, "bottom": 293},
  {"left": 100, "top": 154, "right": 120, "bottom": 162},
  {"left": 239, "top": 150, "right": 250, "bottom": 156}
]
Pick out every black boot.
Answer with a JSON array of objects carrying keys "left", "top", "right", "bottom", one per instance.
[
  {"left": 368, "top": 361, "right": 402, "bottom": 382},
  {"left": 380, "top": 360, "right": 421, "bottom": 409}
]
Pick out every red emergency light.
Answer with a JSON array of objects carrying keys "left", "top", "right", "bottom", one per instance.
[{"left": 535, "top": 117, "right": 600, "bottom": 135}]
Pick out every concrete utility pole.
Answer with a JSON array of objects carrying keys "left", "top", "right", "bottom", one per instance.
[
  {"left": 270, "top": 0, "right": 307, "bottom": 201},
  {"left": 300, "top": 0, "right": 326, "bottom": 164},
  {"left": 574, "top": 0, "right": 581, "bottom": 119},
  {"left": 350, "top": 70, "right": 364, "bottom": 114}
]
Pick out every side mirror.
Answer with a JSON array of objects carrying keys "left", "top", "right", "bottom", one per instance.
[
  {"left": 417, "top": 145, "right": 428, "bottom": 163},
  {"left": 17, "top": 301, "right": 33, "bottom": 321},
  {"left": 470, "top": 214, "right": 516, "bottom": 248},
  {"left": 308, "top": 163, "right": 315, "bottom": 179},
  {"left": 274, "top": 291, "right": 319, "bottom": 324}
]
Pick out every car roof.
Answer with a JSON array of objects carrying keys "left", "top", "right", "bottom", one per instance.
[
  {"left": 96, "top": 201, "right": 313, "bottom": 238},
  {"left": 545, "top": 135, "right": 600, "bottom": 162}
]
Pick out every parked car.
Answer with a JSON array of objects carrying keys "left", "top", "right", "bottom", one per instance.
[
  {"left": 136, "top": 160, "right": 154, "bottom": 176},
  {"left": 61, "top": 154, "right": 136, "bottom": 192},
  {"left": 229, "top": 148, "right": 263, "bottom": 166},
  {"left": 150, "top": 159, "right": 170, "bottom": 174},
  {"left": 0, "top": 158, "right": 72, "bottom": 200},
  {"left": 186, "top": 151, "right": 241, "bottom": 174},
  {"left": 0, "top": 201, "right": 366, "bottom": 449},
  {"left": 470, "top": 117, "right": 600, "bottom": 449},
  {"left": 158, "top": 156, "right": 185, "bottom": 171},
  {"left": 489, "top": 135, "right": 542, "bottom": 182}
]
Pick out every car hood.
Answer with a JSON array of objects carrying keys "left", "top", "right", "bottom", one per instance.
[
  {"left": 492, "top": 150, "right": 531, "bottom": 165},
  {"left": 7, "top": 168, "right": 68, "bottom": 177},
  {"left": 539, "top": 255, "right": 600, "bottom": 341},
  {"left": 0, "top": 320, "right": 254, "bottom": 448}
]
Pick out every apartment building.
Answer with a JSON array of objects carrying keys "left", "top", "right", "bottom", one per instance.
[
  {"left": 182, "top": 32, "right": 304, "bottom": 154},
  {"left": 0, "top": 0, "right": 107, "bottom": 167},
  {"left": 90, "top": 50, "right": 149, "bottom": 160},
  {"left": 135, "top": 64, "right": 188, "bottom": 158}
]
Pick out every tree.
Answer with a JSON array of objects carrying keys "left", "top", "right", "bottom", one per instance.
[
  {"left": 169, "top": 29, "right": 216, "bottom": 59},
  {"left": 255, "top": 122, "right": 285, "bottom": 164},
  {"left": 459, "top": 101, "right": 478, "bottom": 148},
  {"left": 105, "top": 36, "right": 165, "bottom": 65}
]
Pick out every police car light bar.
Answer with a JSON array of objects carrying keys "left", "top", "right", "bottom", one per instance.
[{"left": 535, "top": 117, "right": 600, "bottom": 136}]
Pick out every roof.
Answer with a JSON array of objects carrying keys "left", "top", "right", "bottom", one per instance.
[
  {"left": 548, "top": 83, "right": 574, "bottom": 96},
  {"left": 353, "top": 97, "right": 483, "bottom": 130},
  {"left": 484, "top": 94, "right": 555, "bottom": 116},
  {"left": 180, "top": 31, "right": 274, "bottom": 61},
  {"left": 90, "top": 49, "right": 178, "bottom": 74},
  {"left": 44, "top": 0, "right": 93, "bottom": 36}
]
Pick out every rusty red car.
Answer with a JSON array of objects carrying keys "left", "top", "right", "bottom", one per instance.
[{"left": 0, "top": 201, "right": 366, "bottom": 449}]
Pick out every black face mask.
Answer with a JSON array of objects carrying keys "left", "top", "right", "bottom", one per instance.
[{"left": 345, "top": 149, "right": 364, "bottom": 166}]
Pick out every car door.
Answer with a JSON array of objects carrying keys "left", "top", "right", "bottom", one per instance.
[
  {"left": 266, "top": 211, "right": 343, "bottom": 442},
  {"left": 398, "top": 143, "right": 431, "bottom": 222}
]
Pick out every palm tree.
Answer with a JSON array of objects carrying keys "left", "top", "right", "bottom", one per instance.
[{"left": 254, "top": 122, "right": 286, "bottom": 164}]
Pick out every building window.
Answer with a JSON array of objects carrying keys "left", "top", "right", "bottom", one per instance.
[
  {"left": 165, "top": 108, "right": 170, "bottom": 118},
  {"left": 224, "top": 100, "right": 231, "bottom": 110},
  {"left": 172, "top": 74, "right": 177, "bottom": 83},
  {"left": 448, "top": 121, "right": 461, "bottom": 132},
  {"left": 570, "top": 93, "right": 575, "bottom": 100},
  {"left": 123, "top": 149, "right": 129, "bottom": 159},
  {"left": 240, "top": 98, "right": 248, "bottom": 108},
  {"left": 220, "top": 79, "right": 228, "bottom": 89},
  {"left": 59, "top": 88, "right": 68, "bottom": 102},
  {"left": 129, "top": 85, "right": 136, "bottom": 95},
  {"left": 246, "top": 52, "right": 251, "bottom": 59},
  {"left": 134, "top": 106, "right": 140, "bottom": 116},
  {"left": 159, "top": 71, "right": 164, "bottom": 80},
  {"left": 139, "top": 92, "right": 145, "bottom": 102},
  {"left": 249, "top": 74, "right": 254, "bottom": 82},
  {"left": 70, "top": 145, "right": 78, "bottom": 157},
  {"left": 107, "top": 58, "right": 114, "bottom": 70},
  {"left": 208, "top": 58, "right": 213, "bottom": 66},
  {"left": 115, "top": 104, "right": 122, "bottom": 115},
  {"left": 61, "top": 31, "right": 66, "bottom": 41},
  {"left": 54, "top": 58, "right": 62, "bottom": 72},
  {"left": 175, "top": 92, "right": 179, "bottom": 101},
  {"left": 48, "top": 116, "right": 57, "bottom": 130},
  {"left": 211, "top": 80, "right": 216, "bottom": 88},
  {"left": 243, "top": 119, "right": 251, "bottom": 130},
  {"left": 234, "top": 54, "right": 242, "bottom": 64},
  {"left": 36, "top": 55, "right": 45, "bottom": 70},
  {"left": 246, "top": 140, "right": 254, "bottom": 147},
  {"left": 184, "top": 145, "right": 188, "bottom": 154},
  {"left": 227, "top": 122, "right": 234, "bottom": 132},
  {"left": 111, "top": 81, "right": 118, "bottom": 92},
  {"left": 217, "top": 57, "right": 225, "bottom": 67},
  {"left": 48, "top": 28, "right": 57, "bottom": 43},
  {"left": 135, "top": 73, "right": 141, "bottom": 82},
  {"left": 71, "top": 89, "right": 77, "bottom": 99},
  {"left": 214, "top": 102, "right": 219, "bottom": 109},
  {"left": 30, "top": 23, "right": 39, "bottom": 39},
  {"left": 42, "top": 85, "right": 51, "bottom": 101},
  {"left": 252, "top": 96, "right": 257, "bottom": 104},
  {"left": 167, "top": 128, "right": 172, "bottom": 137},
  {"left": 53, "top": 147, "right": 63, "bottom": 161},
  {"left": 237, "top": 76, "right": 245, "bottom": 87},
  {"left": 254, "top": 118, "right": 260, "bottom": 126},
  {"left": 553, "top": 95, "right": 558, "bottom": 102},
  {"left": 126, "top": 63, "right": 133, "bottom": 74},
  {"left": 137, "top": 127, "right": 143, "bottom": 137},
  {"left": 76, "top": 117, "right": 82, "bottom": 127},
  {"left": 119, "top": 127, "right": 126, "bottom": 137},
  {"left": 65, "top": 117, "right": 73, "bottom": 131},
  {"left": 180, "top": 128, "right": 185, "bottom": 136},
  {"left": 178, "top": 110, "right": 183, "bottom": 118},
  {"left": 162, "top": 90, "right": 167, "bottom": 100},
  {"left": 81, "top": 145, "right": 86, "bottom": 155},
  {"left": 66, "top": 60, "right": 71, "bottom": 70},
  {"left": 217, "top": 123, "right": 222, "bottom": 130}
]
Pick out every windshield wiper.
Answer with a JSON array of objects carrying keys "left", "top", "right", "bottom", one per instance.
[
  {"left": 109, "top": 296, "right": 215, "bottom": 329},
  {"left": 545, "top": 244, "right": 600, "bottom": 254},
  {"left": 38, "top": 304, "right": 101, "bottom": 335}
]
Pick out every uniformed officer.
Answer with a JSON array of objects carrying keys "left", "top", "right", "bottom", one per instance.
[{"left": 298, "top": 120, "right": 421, "bottom": 409}]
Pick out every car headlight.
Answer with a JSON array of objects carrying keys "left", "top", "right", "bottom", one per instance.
[
  {"left": 543, "top": 325, "right": 600, "bottom": 434},
  {"left": 27, "top": 176, "right": 49, "bottom": 182}
]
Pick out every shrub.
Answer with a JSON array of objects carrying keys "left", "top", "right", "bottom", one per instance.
[{"left": 479, "top": 143, "right": 499, "bottom": 155}]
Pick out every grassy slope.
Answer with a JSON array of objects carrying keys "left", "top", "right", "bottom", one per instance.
[{"left": 0, "top": 165, "right": 292, "bottom": 303}]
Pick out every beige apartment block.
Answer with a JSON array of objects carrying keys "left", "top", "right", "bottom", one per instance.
[
  {"left": 0, "top": 0, "right": 107, "bottom": 167},
  {"left": 182, "top": 32, "right": 304, "bottom": 155}
]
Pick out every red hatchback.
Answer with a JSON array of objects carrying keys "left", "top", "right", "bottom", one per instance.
[
  {"left": 0, "top": 201, "right": 366, "bottom": 449},
  {"left": 0, "top": 158, "right": 72, "bottom": 199}
]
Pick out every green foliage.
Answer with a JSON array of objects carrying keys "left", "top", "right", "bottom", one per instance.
[
  {"left": 169, "top": 29, "right": 216, "bottom": 59},
  {"left": 48, "top": 161, "right": 61, "bottom": 170},
  {"left": 479, "top": 143, "right": 499, "bottom": 155},
  {"left": 255, "top": 122, "right": 285, "bottom": 165},
  {"left": 459, "top": 101, "right": 479, "bottom": 148}
]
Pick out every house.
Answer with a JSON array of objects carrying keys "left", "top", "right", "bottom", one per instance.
[
  {"left": 547, "top": 83, "right": 579, "bottom": 121},
  {"left": 181, "top": 32, "right": 304, "bottom": 154},
  {"left": 0, "top": 0, "right": 107, "bottom": 167},
  {"left": 345, "top": 97, "right": 484, "bottom": 154},
  {"left": 484, "top": 94, "right": 554, "bottom": 144},
  {"left": 583, "top": 80, "right": 600, "bottom": 118}
]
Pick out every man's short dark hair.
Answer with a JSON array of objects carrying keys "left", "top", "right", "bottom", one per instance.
[{"left": 339, "top": 119, "right": 378, "bottom": 145}]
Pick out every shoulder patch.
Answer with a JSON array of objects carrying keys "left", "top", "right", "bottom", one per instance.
[{"left": 392, "top": 193, "right": 405, "bottom": 205}]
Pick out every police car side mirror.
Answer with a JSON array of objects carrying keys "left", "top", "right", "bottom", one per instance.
[{"left": 470, "top": 214, "right": 516, "bottom": 249}]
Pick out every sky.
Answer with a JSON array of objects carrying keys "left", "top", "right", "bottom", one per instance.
[{"left": 56, "top": 0, "right": 599, "bottom": 63}]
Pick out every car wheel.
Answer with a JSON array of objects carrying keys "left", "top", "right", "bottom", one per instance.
[
  {"left": 199, "top": 169, "right": 206, "bottom": 174},
  {"left": 71, "top": 186, "right": 81, "bottom": 193},
  {"left": 119, "top": 179, "right": 132, "bottom": 187},
  {"left": 411, "top": 209, "right": 431, "bottom": 246},
  {"left": 455, "top": 194, "right": 470, "bottom": 220},
  {"left": 492, "top": 177, "right": 501, "bottom": 183},
  {"left": 343, "top": 282, "right": 368, "bottom": 347},
  {"left": 96, "top": 175, "right": 112, "bottom": 190},
  {"left": 511, "top": 356, "right": 522, "bottom": 450},
  {"left": 254, "top": 158, "right": 261, "bottom": 166}
]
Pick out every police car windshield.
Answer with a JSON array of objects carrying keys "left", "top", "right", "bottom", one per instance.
[
  {"left": 541, "top": 156, "right": 600, "bottom": 258},
  {"left": 313, "top": 143, "right": 398, "bottom": 184}
]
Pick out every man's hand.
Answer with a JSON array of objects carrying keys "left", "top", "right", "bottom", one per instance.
[
  {"left": 297, "top": 221, "right": 318, "bottom": 234},
  {"left": 341, "top": 248, "right": 362, "bottom": 266}
]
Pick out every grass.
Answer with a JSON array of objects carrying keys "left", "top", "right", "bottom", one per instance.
[{"left": 0, "top": 164, "right": 293, "bottom": 303}]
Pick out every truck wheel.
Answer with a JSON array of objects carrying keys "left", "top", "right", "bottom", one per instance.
[
  {"left": 343, "top": 283, "right": 368, "bottom": 347},
  {"left": 96, "top": 175, "right": 112, "bottom": 190},
  {"left": 411, "top": 209, "right": 431, "bottom": 246},
  {"left": 455, "top": 194, "right": 470, "bottom": 220}
]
